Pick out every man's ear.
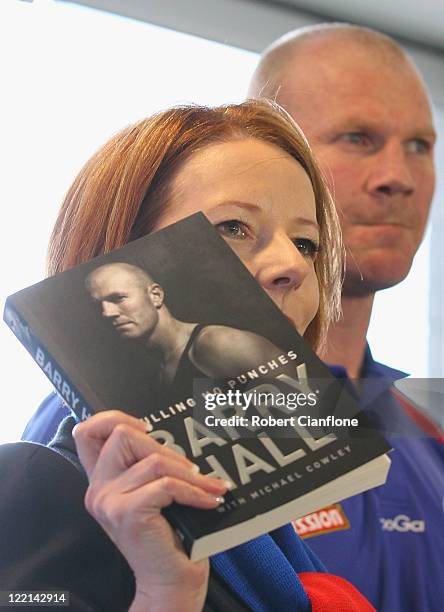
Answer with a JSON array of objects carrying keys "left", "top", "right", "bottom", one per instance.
[{"left": 148, "top": 283, "right": 164, "bottom": 308}]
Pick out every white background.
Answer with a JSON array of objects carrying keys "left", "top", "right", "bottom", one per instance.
[{"left": 0, "top": 0, "right": 442, "bottom": 442}]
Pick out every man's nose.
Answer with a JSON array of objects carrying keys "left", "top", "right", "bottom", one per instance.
[
  {"left": 254, "top": 234, "right": 310, "bottom": 295},
  {"left": 366, "top": 143, "right": 415, "bottom": 198},
  {"left": 101, "top": 302, "right": 119, "bottom": 318}
]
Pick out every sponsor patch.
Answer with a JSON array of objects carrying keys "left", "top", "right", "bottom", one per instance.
[
  {"left": 293, "top": 504, "right": 350, "bottom": 539},
  {"left": 380, "top": 514, "right": 425, "bottom": 532}
]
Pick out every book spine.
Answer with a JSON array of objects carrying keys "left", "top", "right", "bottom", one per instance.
[
  {"left": 4, "top": 297, "right": 92, "bottom": 421},
  {"left": 162, "top": 504, "right": 195, "bottom": 558}
]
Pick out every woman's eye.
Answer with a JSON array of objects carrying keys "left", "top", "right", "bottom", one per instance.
[
  {"left": 293, "top": 238, "right": 320, "bottom": 259},
  {"left": 215, "top": 220, "right": 248, "bottom": 240}
]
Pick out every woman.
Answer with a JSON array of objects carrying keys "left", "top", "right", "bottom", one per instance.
[{"left": 1, "top": 101, "right": 373, "bottom": 611}]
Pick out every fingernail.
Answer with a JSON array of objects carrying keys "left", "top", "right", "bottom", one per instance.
[
  {"left": 215, "top": 496, "right": 225, "bottom": 504},
  {"left": 190, "top": 464, "right": 200, "bottom": 474},
  {"left": 224, "top": 480, "right": 233, "bottom": 490}
]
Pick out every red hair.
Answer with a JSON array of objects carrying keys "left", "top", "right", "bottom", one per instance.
[{"left": 48, "top": 100, "right": 343, "bottom": 349}]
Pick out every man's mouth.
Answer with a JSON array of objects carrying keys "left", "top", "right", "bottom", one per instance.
[{"left": 113, "top": 321, "right": 132, "bottom": 329}]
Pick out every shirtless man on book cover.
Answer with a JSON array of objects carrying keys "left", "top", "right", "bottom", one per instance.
[{"left": 85, "top": 261, "right": 295, "bottom": 388}]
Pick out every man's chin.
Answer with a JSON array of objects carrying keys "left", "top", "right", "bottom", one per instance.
[
  {"left": 115, "top": 328, "right": 137, "bottom": 339},
  {"left": 120, "top": 332, "right": 141, "bottom": 340},
  {"left": 342, "top": 257, "right": 413, "bottom": 297},
  {"left": 342, "top": 249, "right": 413, "bottom": 297}
]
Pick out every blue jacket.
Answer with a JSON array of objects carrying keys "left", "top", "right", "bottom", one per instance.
[
  {"left": 22, "top": 348, "right": 444, "bottom": 611},
  {"left": 303, "top": 349, "right": 444, "bottom": 611}
]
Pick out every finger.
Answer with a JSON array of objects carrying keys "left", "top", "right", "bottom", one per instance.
[
  {"left": 129, "top": 476, "right": 225, "bottom": 513},
  {"left": 85, "top": 478, "right": 224, "bottom": 554},
  {"left": 81, "top": 422, "right": 195, "bottom": 481},
  {"left": 109, "top": 452, "right": 228, "bottom": 496},
  {"left": 74, "top": 411, "right": 195, "bottom": 478},
  {"left": 73, "top": 410, "right": 147, "bottom": 474}
]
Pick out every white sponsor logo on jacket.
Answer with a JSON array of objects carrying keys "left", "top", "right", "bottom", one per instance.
[{"left": 380, "top": 514, "right": 425, "bottom": 532}]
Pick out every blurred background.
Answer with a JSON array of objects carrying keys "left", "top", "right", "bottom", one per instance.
[{"left": 1, "top": 0, "right": 443, "bottom": 442}]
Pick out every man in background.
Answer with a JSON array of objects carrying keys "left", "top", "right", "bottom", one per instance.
[{"left": 248, "top": 23, "right": 443, "bottom": 611}]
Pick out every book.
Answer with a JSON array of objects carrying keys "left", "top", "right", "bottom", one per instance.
[{"left": 4, "top": 213, "right": 391, "bottom": 560}]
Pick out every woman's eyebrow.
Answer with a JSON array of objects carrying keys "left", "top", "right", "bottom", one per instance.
[
  {"left": 294, "top": 218, "right": 320, "bottom": 231},
  {"left": 210, "top": 200, "right": 261, "bottom": 213},
  {"left": 210, "top": 201, "right": 319, "bottom": 230}
]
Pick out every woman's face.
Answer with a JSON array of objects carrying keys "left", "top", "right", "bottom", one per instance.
[{"left": 154, "top": 138, "right": 320, "bottom": 336}]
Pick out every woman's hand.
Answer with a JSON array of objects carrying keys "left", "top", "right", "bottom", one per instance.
[{"left": 73, "top": 410, "right": 228, "bottom": 612}]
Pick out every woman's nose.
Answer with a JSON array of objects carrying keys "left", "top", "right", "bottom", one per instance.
[{"left": 254, "top": 234, "right": 310, "bottom": 294}]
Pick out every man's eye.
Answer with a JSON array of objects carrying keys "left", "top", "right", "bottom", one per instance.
[
  {"left": 406, "top": 139, "right": 431, "bottom": 154},
  {"left": 293, "top": 238, "right": 320, "bottom": 259},
  {"left": 340, "top": 132, "right": 370, "bottom": 146},
  {"left": 216, "top": 220, "right": 248, "bottom": 240}
]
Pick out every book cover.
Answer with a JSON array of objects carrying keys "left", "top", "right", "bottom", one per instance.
[{"left": 4, "top": 213, "right": 391, "bottom": 559}]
